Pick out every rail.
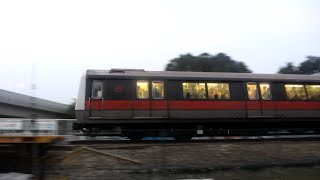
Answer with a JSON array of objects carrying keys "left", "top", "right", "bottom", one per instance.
[{"left": 68, "top": 134, "right": 320, "bottom": 145}]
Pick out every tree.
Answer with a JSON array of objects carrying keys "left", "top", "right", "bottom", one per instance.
[
  {"left": 299, "top": 56, "right": 320, "bottom": 74},
  {"left": 164, "top": 52, "right": 252, "bottom": 73},
  {"left": 278, "top": 56, "right": 320, "bottom": 74},
  {"left": 278, "top": 62, "right": 300, "bottom": 74}
]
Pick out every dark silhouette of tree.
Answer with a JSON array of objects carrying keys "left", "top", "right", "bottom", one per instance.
[
  {"left": 278, "top": 56, "right": 320, "bottom": 74},
  {"left": 165, "top": 52, "right": 252, "bottom": 73},
  {"left": 278, "top": 62, "right": 300, "bottom": 74},
  {"left": 299, "top": 56, "right": 320, "bottom": 74}
]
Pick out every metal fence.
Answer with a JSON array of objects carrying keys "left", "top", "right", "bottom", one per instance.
[{"left": 0, "top": 118, "right": 76, "bottom": 135}]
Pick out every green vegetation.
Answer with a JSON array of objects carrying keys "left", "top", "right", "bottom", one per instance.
[
  {"left": 165, "top": 53, "right": 252, "bottom": 73},
  {"left": 164, "top": 53, "right": 320, "bottom": 75},
  {"left": 278, "top": 56, "right": 320, "bottom": 74}
]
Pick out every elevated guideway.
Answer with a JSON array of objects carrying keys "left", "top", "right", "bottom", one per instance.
[{"left": 0, "top": 89, "right": 70, "bottom": 118}]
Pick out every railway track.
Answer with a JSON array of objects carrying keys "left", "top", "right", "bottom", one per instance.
[
  {"left": 68, "top": 134, "right": 320, "bottom": 146},
  {"left": 47, "top": 134, "right": 320, "bottom": 180}
]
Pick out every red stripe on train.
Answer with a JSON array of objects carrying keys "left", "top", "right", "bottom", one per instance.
[
  {"left": 169, "top": 101, "right": 245, "bottom": 110},
  {"left": 85, "top": 100, "right": 320, "bottom": 110}
]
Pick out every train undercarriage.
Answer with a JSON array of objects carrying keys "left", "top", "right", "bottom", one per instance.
[{"left": 73, "top": 119, "right": 320, "bottom": 140}]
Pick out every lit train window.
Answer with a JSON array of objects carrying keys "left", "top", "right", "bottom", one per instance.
[
  {"left": 92, "top": 81, "right": 103, "bottom": 98},
  {"left": 152, "top": 81, "right": 164, "bottom": 99},
  {"left": 182, "top": 83, "right": 206, "bottom": 99},
  {"left": 137, "top": 80, "right": 149, "bottom": 99},
  {"left": 247, "top": 82, "right": 259, "bottom": 100},
  {"left": 285, "top": 84, "right": 307, "bottom": 100},
  {"left": 207, "top": 83, "right": 230, "bottom": 99},
  {"left": 260, "top": 83, "right": 272, "bottom": 100},
  {"left": 306, "top": 85, "right": 320, "bottom": 100}
]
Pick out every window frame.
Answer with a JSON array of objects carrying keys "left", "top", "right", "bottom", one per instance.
[
  {"left": 152, "top": 80, "right": 165, "bottom": 99},
  {"left": 181, "top": 81, "right": 232, "bottom": 100},
  {"left": 305, "top": 84, "right": 320, "bottom": 101},
  {"left": 247, "top": 82, "right": 259, "bottom": 100},
  {"left": 136, "top": 80, "right": 150, "bottom": 100},
  {"left": 284, "top": 84, "right": 307, "bottom": 101},
  {"left": 182, "top": 82, "right": 207, "bottom": 100},
  {"left": 259, "top": 82, "right": 272, "bottom": 100},
  {"left": 207, "top": 82, "right": 231, "bottom": 100},
  {"left": 91, "top": 80, "right": 103, "bottom": 99}
]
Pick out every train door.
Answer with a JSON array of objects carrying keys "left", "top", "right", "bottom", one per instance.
[
  {"left": 89, "top": 80, "right": 103, "bottom": 118},
  {"left": 259, "top": 83, "right": 275, "bottom": 117},
  {"left": 133, "top": 80, "right": 151, "bottom": 117},
  {"left": 150, "top": 81, "right": 168, "bottom": 118},
  {"left": 246, "top": 82, "right": 262, "bottom": 117},
  {"left": 104, "top": 79, "right": 132, "bottom": 119}
]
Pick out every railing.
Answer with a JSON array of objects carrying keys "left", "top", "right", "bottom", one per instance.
[{"left": 0, "top": 118, "right": 76, "bottom": 136}]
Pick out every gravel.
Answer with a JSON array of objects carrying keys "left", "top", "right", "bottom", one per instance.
[{"left": 44, "top": 141, "right": 320, "bottom": 180}]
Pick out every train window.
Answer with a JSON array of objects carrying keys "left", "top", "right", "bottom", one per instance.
[
  {"left": 182, "top": 82, "right": 206, "bottom": 99},
  {"left": 92, "top": 81, "right": 103, "bottom": 98},
  {"left": 260, "top": 83, "right": 272, "bottom": 100},
  {"left": 285, "top": 84, "right": 307, "bottom": 100},
  {"left": 137, "top": 80, "right": 149, "bottom": 99},
  {"left": 207, "top": 83, "right": 230, "bottom": 99},
  {"left": 152, "top": 81, "right": 164, "bottom": 99},
  {"left": 247, "top": 82, "right": 259, "bottom": 100},
  {"left": 306, "top": 85, "right": 320, "bottom": 100}
]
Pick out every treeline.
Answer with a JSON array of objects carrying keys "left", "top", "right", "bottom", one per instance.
[
  {"left": 278, "top": 56, "right": 320, "bottom": 74},
  {"left": 165, "top": 53, "right": 320, "bottom": 75}
]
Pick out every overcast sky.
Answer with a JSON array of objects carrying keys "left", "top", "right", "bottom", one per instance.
[{"left": 0, "top": 0, "right": 319, "bottom": 104}]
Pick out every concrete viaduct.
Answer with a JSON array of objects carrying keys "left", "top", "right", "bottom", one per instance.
[{"left": 0, "top": 89, "right": 70, "bottom": 118}]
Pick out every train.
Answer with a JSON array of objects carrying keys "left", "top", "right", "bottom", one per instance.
[{"left": 73, "top": 69, "right": 320, "bottom": 140}]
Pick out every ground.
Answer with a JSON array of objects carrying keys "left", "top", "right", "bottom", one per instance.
[{"left": 44, "top": 140, "right": 320, "bottom": 180}]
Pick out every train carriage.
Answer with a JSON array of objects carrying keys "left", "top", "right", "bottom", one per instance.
[{"left": 74, "top": 69, "right": 320, "bottom": 139}]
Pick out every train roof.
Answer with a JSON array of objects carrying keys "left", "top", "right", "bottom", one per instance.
[{"left": 86, "top": 69, "right": 320, "bottom": 83}]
